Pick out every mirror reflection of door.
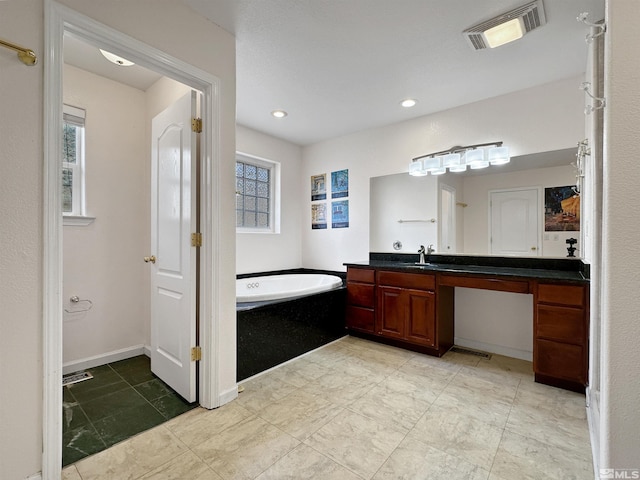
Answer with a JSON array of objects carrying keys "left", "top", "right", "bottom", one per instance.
[
  {"left": 490, "top": 188, "right": 540, "bottom": 256},
  {"left": 440, "top": 184, "right": 456, "bottom": 253}
]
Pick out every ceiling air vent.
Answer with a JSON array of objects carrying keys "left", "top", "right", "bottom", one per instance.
[{"left": 463, "top": 0, "right": 547, "bottom": 50}]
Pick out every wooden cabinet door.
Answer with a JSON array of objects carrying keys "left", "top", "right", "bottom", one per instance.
[
  {"left": 406, "top": 289, "right": 436, "bottom": 347},
  {"left": 377, "top": 286, "right": 406, "bottom": 339}
]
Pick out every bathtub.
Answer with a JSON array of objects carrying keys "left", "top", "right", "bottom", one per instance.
[{"left": 236, "top": 273, "right": 343, "bottom": 303}]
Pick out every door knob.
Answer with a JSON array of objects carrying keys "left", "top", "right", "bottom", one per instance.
[
  {"left": 144, "top": 255, "right": 156, "bottom": 264},
  {"left": 531, "top": 247, "right": 537, "bottom": 251}
]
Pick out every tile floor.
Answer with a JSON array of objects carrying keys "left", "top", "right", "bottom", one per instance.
[
  {"left": 62, "top": 337, "right": 594, "bottom": 479},
  {"left": 62, "top": 355, "right": 197, "bottom": 466}
]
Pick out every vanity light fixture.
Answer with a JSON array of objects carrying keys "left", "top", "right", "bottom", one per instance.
[
  {"left": 99, "top": 49, "right": 135, "bottom": 66},
  {"left": 463, "top": 0, "right": 546, "bottom": 50},
  {"left": 409, "top": 142, "right": 510, "bottom": 176},
  {"left": 271, "top": 110, "right": 288, "bottom": 118},
  {"left": 401, "top": 99, "right": 417, "bottom": 108}
]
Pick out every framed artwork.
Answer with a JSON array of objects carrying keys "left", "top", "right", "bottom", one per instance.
[
  {"left": 545, "top": 185, "right": 580, "bottom": 231},
  {"left": 311, "top": 203, "right": 327, "bottom": 229},
  {"left": 311, "top": 174, "right": 327, "bottom": 201},
  {"left": 331, "top": 169, "right": 349, "bottom": 198},
  {"left": 331, "top": 200, "right": 349, "bottom": 228}
]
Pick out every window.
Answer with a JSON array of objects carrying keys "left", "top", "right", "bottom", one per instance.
[
  {"left": 62, "top": 104, "right": 86, "bottom": 216},
  {"left": 236, "top": 153, "right": 280, "bottom": 233}
]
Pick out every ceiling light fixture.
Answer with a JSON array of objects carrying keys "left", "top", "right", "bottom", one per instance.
[
  {"left": 409, "top": 142, "right": 510, "bottom": 176},
  {"left": 99, "top": 49, "right": 135, "bottom": 66},
  {"left": 401, "top": 99, "right": 417, "bottom": 108},
  {"left": 271, "top": 110, "right": 288, "bottom": 118},
  {"left": 463, "top": 0, "right": 546, "bottom": 50}
]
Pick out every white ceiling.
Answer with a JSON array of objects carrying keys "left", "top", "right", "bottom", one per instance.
[{"left": 64, "top": 0, "right": 605, "bottom": 147}]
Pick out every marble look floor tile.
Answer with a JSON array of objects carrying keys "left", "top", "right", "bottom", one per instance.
[
  {"left": 164, "top": 403, "right": 253, "bottom": 448},
  {"left": 408, "top": 404, "right": 503, "bottom": 470},
  {"left": 303, "top": 342, "right": 357, "bottom": 366},
  {"left": 61, "top": 465, "right": 83, "bottom": 480},
  {"left": 348, "top": 374, "right": 436, "bottom": 432},
  {"left": 267, "top": 358, "right": 334, "bottom": 387},
  {"left": 74, "top": 426, "right": 187, "bottom": 480},
  {"left": 331, "top": 355, "right": 395, "bottom": 382},
  {"left": 139, "top": 451, "right": 222, "bottom": 480},
  {"left": 300, "top": 369, "right": 376, "bottom": 407},
  {"left": 457, "top": 363, "right": 523, "bottom": 388},
  {"left": 259, "top": 389, "right": 344, "bottom": 440},
  {"left": 397, "top": 360, "right": 458, "bottom": 386},
  {"left": 513, "top": 383, "right": 587, "bottom": 419},
  {"left": 447, "top": 371, "right": 519, "bottom": 404},
  {"left": 477, "top": 354, "right": 534, "bottom": 378},
  {"left": 404, "top": 352, "right": 467, "bottom": 374},
  {"left": 304, "top": 409, "right": 406, "bottom": 479},
  {"left": 492, "top": 430, "right": 594, "bottom": 480},
  {"left": 374, "top": 437, "right": 490, "bottom": 480},
  {"left": 236, "top": 371, "right": 299, "bottom": 412},
  {"left": 193, "top": 415, "right": 299, "bottom": 480},
  {"left": 255, "top": 444, "right": 362, "bottom": 480}
]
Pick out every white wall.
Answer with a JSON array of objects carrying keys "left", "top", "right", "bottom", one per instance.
[
  {"left": 236, "top": 125, "right": 303, "bottom": 274},
  {"left": 0, "top": 1, "right": 236, "bottom": 477},
  {"left": 462, "top": 165, "right": 578, "bottom": 257},
  {"left": 600, "top": 0, "right": 640, "bottom": 469},
  {"left": 302, "top": 76, "right": 585, "bottom": 272},
  {"left": 0, "top": 1, "right": 44, "bottom": 477},
  {"left": 63, "top": 64, "right": 148, "bottom": 365}
]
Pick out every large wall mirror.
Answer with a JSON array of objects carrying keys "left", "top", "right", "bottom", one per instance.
[{"left": 370, "top": 148, "right": 582, "bottom": 258}]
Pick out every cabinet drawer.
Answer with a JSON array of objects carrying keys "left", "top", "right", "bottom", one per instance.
[
  {"left": 347, "top": 283, "right": 375, "bottom": 308},
  {"left": 537, "top": 283, "right": 585, "bottom": 307},
  {"left": 347, "top": 268, "right": 375, "bottom": 284},
  {"left": 535, "top": 339, "right": 585, "bottom": 384},
  {"left": 346, "top": 305, "right": 375, "bottom": 333},
  {"left": 536, "top": 304, "right": 586, "bottom": 343},
  {"left": 377, "top": 271, "right": 435, "bottom": 290}
]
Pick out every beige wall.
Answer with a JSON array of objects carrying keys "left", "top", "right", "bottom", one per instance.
[
  {"left": 0, "top": 1, "right": 236, "bottom": 477},
  {"left": 63, "top": 64, "right": 149, "bottom": 365}
]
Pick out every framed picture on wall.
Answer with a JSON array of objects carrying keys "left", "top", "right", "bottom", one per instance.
[
  {"left": 312, "top": 203, "right": 327, "bottom": 229},
  {"left": 544, "top": 185, "right": 580, "bottom": 231},
  {"left": 331, "top": 200, "right": 349, "bottom": 228},
  {"left": 331, "top": 169, "right": 349, "bottom": 198},
  {"left": 311, "top": 174, "right": 327, "bottom": 201}
]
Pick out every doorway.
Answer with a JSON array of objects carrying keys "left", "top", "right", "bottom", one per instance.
[{"left": 45, "top": 5, "right": 223, "bottom": 478}]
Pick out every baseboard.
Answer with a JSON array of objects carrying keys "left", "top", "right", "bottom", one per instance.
[
  {"left": 218, "top": 386, "right": 238, "bottom": 406},
  {"left": 454, "top": 337, "right": 533, "bottom": 362},
  {"left": 586, "top": 386, "right": 601, "bottom": 480},
  {"left": 62, "top": 345, "right": 148, "bottom": 374}
]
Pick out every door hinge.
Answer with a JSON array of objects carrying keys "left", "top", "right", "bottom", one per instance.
[
  {"left": 191, "top": 346, "right": 202, "bottom": 362},
  {"left": 191, "top": 232, "right": 202, "bottom": 247},
  {"left": 191, "top": 117, "right": 202, "bottom": 133}
]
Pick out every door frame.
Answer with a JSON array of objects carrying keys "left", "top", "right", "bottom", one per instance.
[{"left": 44, "top": 3, "right": 223, "bottom": 477}]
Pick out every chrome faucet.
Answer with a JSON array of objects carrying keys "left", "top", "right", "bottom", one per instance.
[
  {"left": 418, "top": 245, "right": 426, "bottom": 264},
  {"left": 427, "top": 244, "right": 435, "bottom": 255}
]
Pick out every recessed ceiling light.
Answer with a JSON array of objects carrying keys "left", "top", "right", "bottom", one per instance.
[
  {"left": 401, "top": 99, "right": 417, "bottom": 108},
  {"left": 271, "top": 110, "right": 288, "bottom": 118},
  {"left": 99, "top": 49, "right": 135, "bottom": 67}
]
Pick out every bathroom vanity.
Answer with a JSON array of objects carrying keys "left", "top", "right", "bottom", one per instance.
[{"left": 344, "top": 255, "right": 589, "bottom": 392}]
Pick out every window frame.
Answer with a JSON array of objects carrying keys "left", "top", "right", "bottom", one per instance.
[
  {"left": 62, "top": 104, "right": 87, "bottom": 219},
  {"left": 235, "top": 152, "right": 280, "bottom": 234}
]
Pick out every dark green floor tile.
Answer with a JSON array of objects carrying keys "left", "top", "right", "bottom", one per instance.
[
  {"left": 110, "top": 356, "right": 155, "bottom": 386},
  {"left": 62, "top": 402, "right": 90, "bottom": 434},
  {"left": 150, "top": 393, "right": 197, "bottom": 419},
  {"left": 135, "top": 378, "right": 174, "bottom": 402},
  {"left": 63, "top": 386, "right": 76, "bottom": 403},
  {"left": 81, "top": 387, "right": 148, "bottom": 422},
  {"left": 66, "top": 366, "right": 129, "bottom": 403},
  {"left": 62, "top": 424, "right": 106, "bottom": 467},
  {"left": 92, "top": 403, "right": 166, "bottom": 448}
]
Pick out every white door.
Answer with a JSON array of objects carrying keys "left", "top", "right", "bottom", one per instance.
[
  {"left": 440, "top": 184, "right": 456, "bottom": 253},
  {"left": 149, "top": 91, "right": 198, "bottom": 402},
  {"left": 490, "top": 188, "right": 540, "bottom": 256}
]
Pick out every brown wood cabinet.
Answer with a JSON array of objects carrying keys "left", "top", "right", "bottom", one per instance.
[
  {"left": 345, "top": 264, "right": 589, "bottom": 392},
  {"left": 534, "top": 282, "right": 588, "bottom": 391}
]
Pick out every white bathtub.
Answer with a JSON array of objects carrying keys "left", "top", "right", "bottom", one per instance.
[{"left": 236, "top": 274, "right": 343, "bottom": 303}]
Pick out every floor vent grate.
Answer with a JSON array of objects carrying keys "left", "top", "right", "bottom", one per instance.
[
  {"left": 62, "top": 371, "right": 93, "bottom": 387},
  {"left": 450, "top": 346, "right": 491, "bottom": 359}
]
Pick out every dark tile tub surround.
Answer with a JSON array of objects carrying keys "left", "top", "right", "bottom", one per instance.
[{"left": 236, "top": 270, "right": 347, "bottom": 381}]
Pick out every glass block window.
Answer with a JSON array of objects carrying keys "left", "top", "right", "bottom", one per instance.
[
  {"left": 236, "top": 153, "right": 279, "bottom": 232},
  {"left": 62, "top": 105, "right": 86, "bottom": 216}
]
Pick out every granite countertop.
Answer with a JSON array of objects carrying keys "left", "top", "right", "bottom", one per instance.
[{"left": 344, "top": 253, "right": 589, "bottom": 283}]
